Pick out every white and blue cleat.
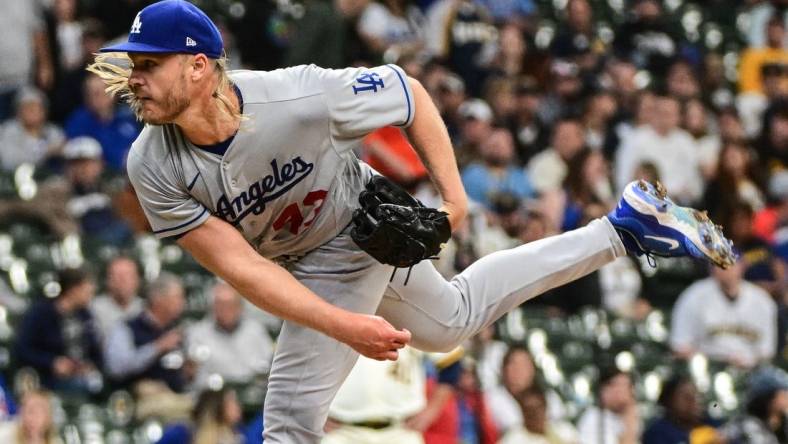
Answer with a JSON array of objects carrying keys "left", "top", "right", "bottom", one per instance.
[{"left": 608, "top": 180, "right": 737, "bottom": 268}]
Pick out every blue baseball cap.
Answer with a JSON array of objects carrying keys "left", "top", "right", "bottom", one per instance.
[{"left": 100, "top": 0, "right": 223, "bottom": 59}]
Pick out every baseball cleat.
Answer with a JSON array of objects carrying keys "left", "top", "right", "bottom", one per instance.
[{"left": 607, "top": 180, "right": 737, "bottom": 268}]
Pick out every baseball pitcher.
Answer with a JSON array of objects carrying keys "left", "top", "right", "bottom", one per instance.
[{"left": 88, "top": 1, "right": 736, "bottom": 442}]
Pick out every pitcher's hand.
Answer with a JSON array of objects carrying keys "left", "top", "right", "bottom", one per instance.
[{"left": 335, "top": 313, "right": 411, "bottom": 360}]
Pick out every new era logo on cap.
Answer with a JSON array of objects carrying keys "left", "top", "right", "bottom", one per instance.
[{"left": 186, "top": 37, "right": 197, "bottom": 47}]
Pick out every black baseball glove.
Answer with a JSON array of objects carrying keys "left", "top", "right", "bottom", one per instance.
[{"left": 350, "top": 175, "right": 451, "bottom": 268}]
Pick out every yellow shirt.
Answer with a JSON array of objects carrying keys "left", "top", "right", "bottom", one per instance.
[{"left": 738, "top": 47, "right": 788, "bottom": 93}]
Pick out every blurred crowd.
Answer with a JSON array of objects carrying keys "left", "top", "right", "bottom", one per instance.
[{"left": 2, "top": 0, "right": 788, "bottom": 442}]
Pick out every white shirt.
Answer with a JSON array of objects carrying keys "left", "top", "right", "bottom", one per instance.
[
  {"left": 670, "top": 277, "right": 777, "bottom": 366},
  {"left": 576, "top": 407, "right": 625, "bottom": 444},
  {"left": 0, "top": 421, "right": 62, "bottom": 444},
  {"left": 358, "top": 3, "right": 425, "bottom": 47},
  {"left": 486, "top": 385, "right": 566, "bottom": 434},
  {"left": 329, "top": 347, "right": 426, "bottom": 422},
  {"left": 186, "top": 317, "right": 274, "bottom": 389},
  {"left": 527, "top": 148, "right": 566, "bottom": 194},
  {"left": 90, "top": 294, "right": 144, "bottom": 343},
  {"left": 498, "top": 422, "right": 579, "bottom": 444},
  {"left": 615, "top": 125, "right": 703, "bottom": 203}
]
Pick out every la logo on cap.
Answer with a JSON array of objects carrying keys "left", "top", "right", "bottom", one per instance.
[{"left": 130, "top": 12, "right": 142, "bottom": 34}]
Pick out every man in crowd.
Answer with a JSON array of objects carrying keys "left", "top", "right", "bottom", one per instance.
[
  {"left": 104, "top": 272, "right": 186, "bottom": 392},
  {"left": 15, "top": 268, "right": 103, "bottom": 393},
  {"left": 90, "top": 255, "right": 143, "bottom": 342},
  {"left": 186, "top": 280, "right": 275, "bottom": 389},
  {"left": 671, "top": 259, "right": 777, "bottom": 368}
]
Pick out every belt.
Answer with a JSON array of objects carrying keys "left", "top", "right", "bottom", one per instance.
[{"left": 345, "top": 419, "right": 394, "bottom": 430}]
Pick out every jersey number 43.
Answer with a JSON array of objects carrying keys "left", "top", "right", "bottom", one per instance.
[{"left": 272, "top": 190, "right": 328, "bottom": 236}]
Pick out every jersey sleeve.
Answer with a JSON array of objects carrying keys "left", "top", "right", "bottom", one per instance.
[
  {"left": 319, "top": 64, "right": 415, "bottom": 151},
  {"left": 127, "top": 150, "right": 210, "bottom": 239}
]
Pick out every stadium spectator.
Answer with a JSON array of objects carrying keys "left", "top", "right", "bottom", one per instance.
[
  {"left": 717, "top": 106, "right": 747, "bottom": 144},
  {"left": 641, "top": 375, "right": 723, "bottom": 444},
  {"left": 511, "top": 79, "right": 548, "bottom": 164},
  {"left": 703, "top": 142, "right": 766, "bottom": 221},
  {"left": 537, "top": 60, "right": 584, "bottom": 127},
  {"left": 615, "top": 94, "right": 703, "bottom": 204},
  {"left": 14, "top": 268, "right": 102, "bottom": 393},
  {"left": 356, "top": 0, "right": 426, "bottom": 58},
  {"left": 498, "top": 385, "right": 579, "bottom": 444},
  {"left": 470, "top": 325, "right": 508, "bottom": 392},
  {"left": 0, "top": 390, "right": 61, "bottom": 444},
  {"left": 452, "top": 359, "right": 497, "bottom": 444},
  {"left": 582, "top": 90, "right": 619, "bottom": 153},
  {"left": 323, "top": 346, "right": 457, "bottom": 444},
  {"left": 425, "top": 0, "right": 497, "bottom": 95},
  {"left": 0, "top": 0, "right": 54, "bottom": 121},
  {"left": 612, "top": 0, "right": 679, "bottom": 77},
  {"left": 757, "top": 104, "right": 788, "bottom": 173},
  {"left": 739, "top": 14, "right": 788, "bottom": 95},
  {"left": 603, "top": 59, "right": 639, "bottom": 125},
  {"left": 157, "top": 386, "right": 243, "bottom": 444},
  {"left": 481, "top": 77, "right": 518, "bottom": 126},
  {"left": 455, "top": 98, "right": 494, "bottom": 168},
  {"left": 461, "top": 128, "right": 533, "bottom": 208},
  {"left": 722, "top": 366, "right": 788, "bottom": 444},
  {"left": 527, "top": 117, "right": 586, "bottom": 194},
  {"left": 50, "top": 19, "right": 107, "bottom": 123},
  {"left": 576, "top": 368, "right": 641, "bottom": 444},
  {"left": 90, "top": 255, "right": 143, "bottom": 342},
  {"left": 560, "top": 148, "right": 614, "bottom": 232},
  {"left": 598, "top": 256, "right": 644, "bottom": 320},
  {"left": 64, "top": 73, "right": 140, "bottom": 172},
  {"left": 0, "top": 87, "right": 65, "bottom": 172},
  {"left": 187, "top": 281, "right": 274, "bottom": 390},
  {"left": 47, "top": 0, "right": 85, "bottom": 74},
  {"left": 60, "top": 136, "right": 133, "bottom": 245},
  {"left": 723, "top": 202, "right": 784, "bottom": 297},
  {"left": 104, "top": 273, "right": 187, "bottom": 393},
  {"left": 486, "top": 346, "right": 565, "bottom": 435},
  {"left": 682, "top": 98, "right": 721, "bottom": 180},
  {"left": 550, "top": 0, "right": 600, "bottom": 64},
  {"left": 665, "top": 60, "right": 701, "bottom": 101},
  {"left": 670, "top": 259, "right": 777, "bottom": 368}
]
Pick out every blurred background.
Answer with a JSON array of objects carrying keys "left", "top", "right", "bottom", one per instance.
[{"left": 1, "top": 0, "right": 788, "bottom": 442}]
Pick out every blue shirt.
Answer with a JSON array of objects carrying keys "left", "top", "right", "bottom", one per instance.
[
  {"left": 461, "top": 163, "right": 534, "bottom": 208},
  {"left": 473, "top": 0, "right": 536, "bottom": 21},
  {"left": 64, "top": 105, "right": 141, "bottom": 171}
]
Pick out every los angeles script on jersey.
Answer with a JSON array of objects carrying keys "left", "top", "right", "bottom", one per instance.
[{"left": 215, "top": 157, "right": 314, "bottom": 225}]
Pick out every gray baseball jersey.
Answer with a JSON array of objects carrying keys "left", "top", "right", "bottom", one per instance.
[{"left": 127, "top": 64, "right": 414, "bottom": 259}]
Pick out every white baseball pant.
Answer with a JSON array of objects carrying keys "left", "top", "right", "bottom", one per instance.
[{"left": 262, "top": 217, "right": 625, "bottom": 443}]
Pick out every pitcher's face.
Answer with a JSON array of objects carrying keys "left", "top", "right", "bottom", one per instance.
[{"left": 128, "top": 53, "right": 192, "bottom": 124}]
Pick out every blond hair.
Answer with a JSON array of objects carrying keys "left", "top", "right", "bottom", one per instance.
[
  {"left": 86, "top": 52, "right": 242, "bottom": 122},
  {"left": 16, "top": 390, "right": 60, "bottom": 444}
]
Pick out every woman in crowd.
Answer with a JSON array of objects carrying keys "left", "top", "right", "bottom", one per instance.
[
  {"left": 498, "top": 385, "right": 578, "bottom": 444},
  {"left": 0, "top": 390, "right": 61, "bottom": 444},
  {"left": 157, "top": 387, "right": 243, "bottom": 444}
]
